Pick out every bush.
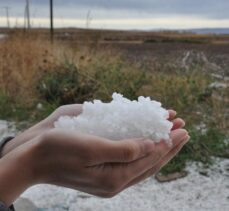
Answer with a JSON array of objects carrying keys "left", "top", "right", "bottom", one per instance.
[
  {"left": 160, "top": 127, "right": 228, "bottom": 174},
  {"left": 37, "top": 61, "right": 96, "bottom": 105},
  {"left": 138, "top": 71, "right": 212, "bottom": 126},
  {"left": 91, "top": 57, "right": 147, "bottom": 101},
  {"left": 37, "top": 57, "right": 148, "bottom": 105}
]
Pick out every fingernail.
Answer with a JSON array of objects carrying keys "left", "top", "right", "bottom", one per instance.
[
  {"left": 171, "top": 129, "right": 188, "bottom": 141},
  {"left": 185, "top": 135, "right": 190, "bottom": 142},
  {"left": 179, "top": 119, "right": 186, "bottom": 127},
  {"left": 169, "top": 110, "right": 177, "bottom": 116},
  {"left": 181, "top": 135, "right": 190, "bottom": 144},
  {"left": 143, "top": 139, "right": 155, "bottom": 154}
]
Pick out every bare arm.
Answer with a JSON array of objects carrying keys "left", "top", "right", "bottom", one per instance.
[
  {"left": 0, "top": 128, "right": 188, "bottom": 207},
  {"left": 0, "top": 140, "right": 37, "bottom": 207}
]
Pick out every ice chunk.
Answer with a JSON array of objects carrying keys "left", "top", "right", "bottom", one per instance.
[{"left": 54, "top": 93, "right": 173, "bottom": 142}]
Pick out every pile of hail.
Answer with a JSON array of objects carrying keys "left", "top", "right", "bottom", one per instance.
[{"left": 54, "top": 93, "right": 173, "bottom": 142}]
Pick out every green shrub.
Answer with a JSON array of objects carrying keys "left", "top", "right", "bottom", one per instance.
[
  {"left": 0, "top": 93, "right": 32, "bottom": 121},
  {"left": 0, "top": 93, "right": 13, "bottom": 119},
  {"left": 37, "top": 58, "right": 148, "bottom": 105},
  {"left": 138, "top": 71, "right": 212, "bottom": 127},
  {"left": 37, "top": 61, "right": 96, "bottom": 105},
  {"left": 160, "top": 127, "right": 228, "bottom": 174},
  {"left": 92, "top": 58, "right": 147, "bottom": 101}
]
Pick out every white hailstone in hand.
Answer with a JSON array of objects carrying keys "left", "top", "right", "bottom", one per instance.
[{"left": 54, "top": 93, "right": 173, "bottom": 142}]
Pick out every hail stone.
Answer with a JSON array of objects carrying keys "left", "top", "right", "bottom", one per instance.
[{"left": 54, "top": 93, "right": 173, "bottom": 142}]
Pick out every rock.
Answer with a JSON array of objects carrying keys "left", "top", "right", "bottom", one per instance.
[
  {"left": 199, "top": 171, "right": 209, "bottom": 177},
  {"left": 77, "top": 193, "right": 92, "bottom": 199},
  {"left": 14, "top": 198, "right": 37, "bottom": 211},
  {"left": 155, "top": 171, "right": 188, "bottom": 183},
  {"left": 36, "top": 103, "right": 43, "bottom": 110}
]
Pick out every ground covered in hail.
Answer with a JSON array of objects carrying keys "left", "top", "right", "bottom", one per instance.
[{"left": 20, "top": 158, "right": 229, "bottom": 211}]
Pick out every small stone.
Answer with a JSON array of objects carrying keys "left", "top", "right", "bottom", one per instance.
[
  {"left": 37, "top": 103, "right": 43, "bottom": 110},
  {"left": 155, "top": 171, "right": 188, "bottom": 183},
  {"left": 77, "top": 194, "right": 92, "bottom": 199},
  {"left": 199, "top": 171, "right": 209, "bottom": 177}
]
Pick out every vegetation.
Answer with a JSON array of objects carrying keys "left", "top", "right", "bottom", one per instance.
[
  {"left": 0, "top": 32, "right": 228, "bottom": 175},
  {"left": 161, "top": 127, "right": 228, "bottom": 174}
]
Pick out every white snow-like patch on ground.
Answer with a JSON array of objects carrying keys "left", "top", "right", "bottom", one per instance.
[
  {"left": 22, "top": 158, "right": 229, "bottom": 211},
  {"left": 0, "top": 120, "right": 16, "bottom": 138}
]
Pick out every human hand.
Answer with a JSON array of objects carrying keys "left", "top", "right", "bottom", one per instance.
[
  {"left": 2, "top": 104, "right": 184, "bottom": 156},
  {"left": 30, "top": 127, "right": 189, "bottom": 198},
  {"left": 1, "top": 104, "right": 83, "bottom": 156},
  {"left": 0, "top": 106, "right": 188, "bottom": 206}
]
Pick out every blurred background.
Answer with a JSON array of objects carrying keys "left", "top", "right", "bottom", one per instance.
[{"left": 0, "top": 1, "right": 228, "bottom": 210}]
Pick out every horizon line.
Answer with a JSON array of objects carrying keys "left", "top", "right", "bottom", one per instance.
[{"left": 0, "top": 16, "right": 229, "bottom": 30}]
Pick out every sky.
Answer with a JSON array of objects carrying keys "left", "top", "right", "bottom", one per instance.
[{"left": 0, "top": 0, "right": 229, "bottom": 30}]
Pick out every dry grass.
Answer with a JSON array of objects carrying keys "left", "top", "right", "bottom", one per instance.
[
  {"left": 0, "top": 32, "right": 81, "bottom": 104},
  {"left": 0, "top": 32, "right": 123, "bottom": 104},
  {"left": 0, "top": 32, "right": 228, "bottom": 133}
]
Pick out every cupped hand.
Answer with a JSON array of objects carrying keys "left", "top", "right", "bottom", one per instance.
[
  {"left": 2, "top": 104, "right": 83, "bottom": 156},
  {"left": 0, "top": 105, "right": 188, "bottom": 206},
  {"left": 2, "top": 104, "right": 184, "bottom": 156},
  {"left": 31, "top": 127, "right": 189, "bottom": 198}
]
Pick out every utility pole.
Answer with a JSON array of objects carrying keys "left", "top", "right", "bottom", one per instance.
[
  {"left": 25, "top": 0, "right": 31, "bottom": 29},
  {"left": 2, "top": 7, "right": 10, "bottom": 28},
  {"left": 50, "top": 0, "right": 54, "bottom": 42}
]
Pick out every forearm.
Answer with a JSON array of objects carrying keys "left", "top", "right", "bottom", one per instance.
[{"left": 0, "top": 142, "right": 37, "bottom": 207}]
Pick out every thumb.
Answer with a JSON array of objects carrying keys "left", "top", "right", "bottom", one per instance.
[{"left": 100, "top": 138, "right": 156, "bottom": 163}]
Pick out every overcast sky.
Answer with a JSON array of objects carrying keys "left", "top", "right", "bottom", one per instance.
[{"left": 0, "top": 0, "right": 229, "bottom": 29}]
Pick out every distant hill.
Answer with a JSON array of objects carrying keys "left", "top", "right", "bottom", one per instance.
[{"left": 187, "top": 28, "right": 229, "bottom": 35}]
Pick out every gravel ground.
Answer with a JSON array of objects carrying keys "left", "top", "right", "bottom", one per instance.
[
  {"left": 21, "top": 158, "right": 229, "bottom": 211},
  {"left": 1, "top": 120, "right": 229, "bottom": 211}
]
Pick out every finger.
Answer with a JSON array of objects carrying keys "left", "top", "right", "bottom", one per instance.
[
  {"left": 123, "top": 135, "right": 189, "bottom": 190},
  {"left": 171, "top": 118, "right": 185, "bottom": 130},
  {"left": 57, "top": 104, "right": 83, "bottom": 116},
  {"left": 113, "top": 129, "right": 188, "bottom": 184},
  {"left": 98, "top": 128, "right": 187, "bottom": 164},
  {"left": 45, "top": 104, "right": 83, "bottom": 125},
  {"left": 168, "top": 110, "right": 177, "bottom": 120},
  {"left": 95, "top": 138, "right": 156, "bottom": 164}
]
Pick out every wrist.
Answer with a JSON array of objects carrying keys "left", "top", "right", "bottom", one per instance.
[{"left": 29, "top": 132, "right": 57, "bottom": 184}]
